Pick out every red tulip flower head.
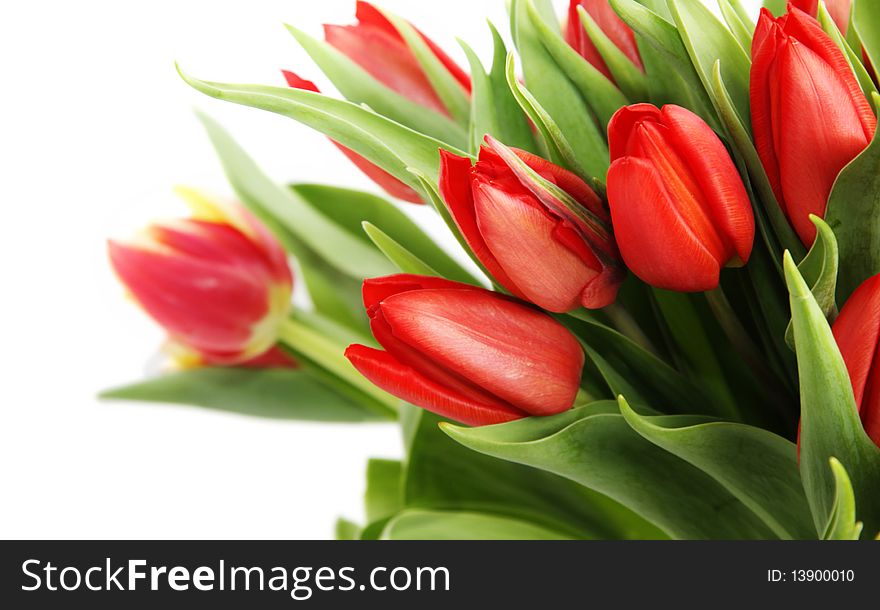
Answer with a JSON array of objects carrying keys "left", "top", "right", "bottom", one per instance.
[
  {"left": 282, "top": 71, "right": 422, "bottom": 203},
  {"left": 108, "top": 188, "right": 293, "bottom": 367},
  {"left": 606, "top": 104, "right": 754, "bottom": 292},
  {"left": 439, "top": 136, "right": 624, "bottom": 312},
  {"left": 751, "top": 6, "right": 876, "bottom": 246},
  {"left": 564, "top": 0, "right": 643, "bottom": 83},
  {"left": 832, "top": 273, "right": 880, "bottom": 447},
  {"left": 344, "top": 275, "right": 585, "bottom": 426},
  {"left": 323, "top": 1, "right": 470, "bottom": 117}
]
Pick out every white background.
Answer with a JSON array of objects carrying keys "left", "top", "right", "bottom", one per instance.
[{"left": 1, "top": 0, "right": 756, "bottom": 538}]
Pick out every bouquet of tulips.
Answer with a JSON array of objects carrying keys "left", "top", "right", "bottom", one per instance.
[{"left": 104, "top": 0, "right": 880, "bottom": 540}]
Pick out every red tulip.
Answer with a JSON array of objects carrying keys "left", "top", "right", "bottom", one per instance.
[
  {"left": 109, "top": 188, "right": 293, "bottom": 367},
  {"left": 344, "top": 275, "right": 585, "bottom": 426},
  {"left": 564, "top": 0, "right": 643, "bottom": 83},
  {"left": 750, "top": 7, "right": 876, "bottom": 246},
  {"left": 606, "top": 104, "right": 754, "bottom": 292},
  {"left": 788, "top": 0, "right": 851, "bottom": 35},
  {"left": 282, "top": 71, "right": 421, "bottom": 203},
  {"left": 831, "top": 272, "right": 880, "bottom": 447},
  {"left": 323, "top": 1, "right": 470, "bottom": 117},
  {"left": 439, "top": 136, "right": 624, "bottom": 312}
]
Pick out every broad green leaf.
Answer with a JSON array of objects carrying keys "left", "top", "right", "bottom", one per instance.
[
  {"left": 181, "top": 68, "right": 470, "bottom": 189},
  {"left": 511, "top": 0, "right": 609, "bottom": 180},
  {"left": 284, "top": 25, "right": 467, "bottom": 148},
  {"left": 100, "top": 367, "right": 385, "bottom": 422},
  {"left": 444, "top": 408, "right": 778, "bottom": 539},
  {"left": 278, "top": 316, "right": 398, "bottom": 418},
  {"left": 291, "top": 183, "right": 477, "bottom": 285},
  {"left": 854, "top": 0, "right": 880, "bottom": 73},
  {"left": 783, "top": 252, "right": 880, "bottom": 537},
  {"left": 362, "top": 222, "right": 441, "bottom": 277},
  {"left": 526, "top": 3, "right": 628, "bottom": 128},
  {"left": 724, "top": 0, "right": 756, "bottom": 30},
  {"left": 668, "top": 0, "right": 752, "bottom": 129},
  {"left": 823, "top": 458, "right": 864, "bottom": 540},
  {"left": 563, "top": 314, "right": 710, "bottom": 415},
  {"left": 578, "top": 5, "right": 648, "bottom": 100},
  {"left": 459, "top": 28, "right": 535, "bottom": 155},
  {"left": 381, "top": 510, "right": 571, "bottom": 540},
  {"left": 335, "top": 518, "right": 362, "bottom": 540},
  {"left": 762, "top": 0, "right": 787, "bottom": 17},
  {"left": 817, "top": 4, "right": 879, "bottom": 112},
  {"left": 610, "top": 0, "right": 719, "bottom": 128},
  {"left": 406, "top": 407, "right": 667, "bottom": 539},
  {"left": 194, "top": 111, "right": 396, "bottom": 280},
  {"left": 619, "top": 398, "right": 815, "bottom": 539},
  {"left": 718, "top": 0, "right": 753, "bottom": 53},
  {"left": 784, "top": 216, "right": 839, "bottom": 348},
  {"left": 825, "top": 112, "right": 880, "bottom": 302},
  {"left": 365, "top": 459, "right": 404, "bottom": 523},
  {"left": 504, "top": 54, "right": 590, "bottom": 179},
  {"left": 709, "top": 62, "right": 805, "bottom": 260},
  {"left": 377, "top": 7, "right": 471, "bottom": 126}
]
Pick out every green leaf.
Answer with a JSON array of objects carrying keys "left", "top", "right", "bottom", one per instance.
[
  {"left": 762, "top": 0, "right": 787, "bottom": 17},
  {"left": 335, "top": 518, "right": 362, "bottom": 540},
  {"left": 284, "top": 25, "right": 467, "bottom": 148},
  {"left": 291, "top": 183, "right": 477, "bottom": 285},
  {"left": 718, "top": 0, "right": 753, "bottom": 54},
  {"left": 181, "top": 67, "right": 469, "bottom": 190},
  {"left": 376, "top": 7, "right": 471, "bottom": 126},
  {"left": 724, "top": 0, "right": 756, "bottom": 30},
  {"left": 823, "top": 458, "right": 864, "bottom": 540},
  {"left": 668, "top": 0, "right": 752, "bottom": 130},
  {"left": 577, "top": 5, "right": 648, "bottom": 100},
  {"left": 783, "top": 252, "right": 880, "bottom": 538},
  {"left": 817, "top": 4, "right": 879, "bottom": 112},
  {"left": 365, "top": 459, "right": 404, "bottom": 523},
  {"left": 709, "top": 62, "right": 805, "bottom": 260},
  {"left": 459, "top": 28, "right": 536, "bottom": 155},
  {"left": 381, "top": 509, "right": 571, "bottom": 540},
  {"left": 825, "top": 114, "right": 880, "bottom": 302},
  {"left": 193, "top": 111, "right": 396, "bottom": 280},
  {"left": 526, "top": 4, "right": 628, "bottom": 128},
  {"left": 610, "top": 0, "right": 719, "bottom": 128},
  {"left": 444, "top": 407, "right": 778, "bottom": 539},
  {"left": 854, "top": 0, "right": 880, "bottom": 74},
  {"left": 619, "top": 398, "right": 815, "bottom": 539},
  {"left": 100, "top": 367, "right": 385, "bottom": 422},
  {"left": 362, "top": 222, "right": 440, "bottom": 277},
  {"left": 406, "top": 407, "right": 667, "bottom": 539},
  {"left": 784, "top": 216, "right": 839, "bottom": 348},
  {"left": 511, "top": 0, "right": 609, "bottom": 180}
]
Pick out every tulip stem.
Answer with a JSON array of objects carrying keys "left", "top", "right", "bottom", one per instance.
[
  {"left": 277, "top": 317, "right": 400, "bottom": 418},
  {"left": 603, "top": 303, "right": 660, "bottom": 357},
  {"left": 704, "top": 286, "right": 784, "bottom": 398}
]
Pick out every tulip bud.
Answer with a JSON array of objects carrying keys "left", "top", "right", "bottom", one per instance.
[
  {"left": 750, "top": 7, "right": 876, "bottom": 246},
  {"left": 344, "top": 275, "right": 585, "bottom": 426},
  {"left": 788, "top": 0, "right": 851, "bottom": 35},
  {"left": 564, "top": 0, "right": 643, "bottom": 83},
  {"left": 282, "top": 70, "right": 422, "bottom": 204},
  {"left": 439, "top": 136, "right": 624, "bottom": 312},
  {"left": 832, "top": 273, "right": 880, "bottom": 447},
  {"left": 606, "top": 104, "right": 754, "bottom": 292},
  {"left": 323, "top": 1, "right": 470, "bottom": 117},
  {"left": 108, "top": 188, "right": 293, "bottom": 367}
]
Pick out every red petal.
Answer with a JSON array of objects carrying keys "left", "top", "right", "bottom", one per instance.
[
  {"left": 833, "top": 274, "right": 880, "bottom": 410},
  {"left": 607, "top": 157, "right": 721, "bottom": 291},
  {"left": 581, "top": 0, "right": 642, "bottom": 70},
  {"left": 751, "top": 10, "right": 786, "bottom": 207},
  {"left": 608, "top": 104, "right": 663, "bottom": 161},
  {"left": 239, "top": 346, "right": 298, "bottom": 369},
  {"left": 438, "top": 150, "right": 527, "bottom": 297},
  {"left": 362, "top": 273, "right": 476, "bottom": 311},
  {"left": 345, "top": 344, "right": 526, "bottom": 425},
  {"left": 379, "top": 288, "right": 584, "bottom": 415},
  {"left": 565, "top": 0, "right": 613, "bottom": 80},
  {"left": 660, "top": 105, "right": 754, "bottom": 264}
]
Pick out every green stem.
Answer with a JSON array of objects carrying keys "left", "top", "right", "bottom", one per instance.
[
  {"left": 277, "top": 317, "right": 399, "bottom": 418},
  {"left": 603, "top": 303, "right": 660, "bottom": 357}
]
